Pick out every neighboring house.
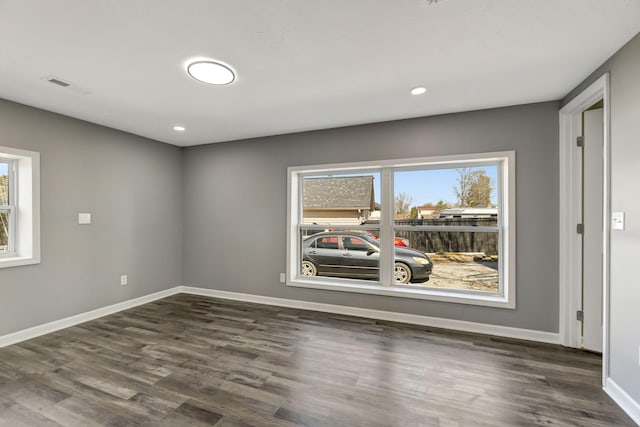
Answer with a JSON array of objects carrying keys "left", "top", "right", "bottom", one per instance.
[
  {"left": 368, "top": 207, "right": 381, "bottom": 220},
  {"left": 417, "top": 204, "right": 436, "bottom": 218},
  {"left": 303, "top": 176, "right": 375, "bottom": 225},
  {"left": 368, "top": 211, "right": 382, "bottom": 221}
]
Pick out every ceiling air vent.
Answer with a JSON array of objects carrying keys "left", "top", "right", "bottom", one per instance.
[
  {"left": 41, "top": 75, "right": 91, "bottom": 95},
  {"left": 47, "top": 77, "right": 71, "bottom": 87}
]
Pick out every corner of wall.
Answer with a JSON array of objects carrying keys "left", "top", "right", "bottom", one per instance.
[{"left": 604, "top": 378, "right": 640, "bottom": 425}]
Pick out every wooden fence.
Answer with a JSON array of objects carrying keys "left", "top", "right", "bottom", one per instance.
[{"left": 365, "top": 218, "right": 498, "bottom": 255}]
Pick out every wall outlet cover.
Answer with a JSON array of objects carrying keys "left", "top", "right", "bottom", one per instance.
[
  {"left": 78, "top": 213, "right": 92, "bottom": 225},
  {"left": 612, "top": 211, "right": 625, "bottom": 230}
]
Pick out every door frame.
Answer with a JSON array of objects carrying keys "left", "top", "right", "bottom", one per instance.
[{"left": 558, "top": 73, "right": 610, "bottom": 385}]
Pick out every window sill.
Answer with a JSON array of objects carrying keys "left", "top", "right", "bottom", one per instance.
[
  {"left": 287, "top": 277, "right": 515, "bottom": 309},
  {"left": 0, "top": 256, "right": 40, "bottom": 269}
]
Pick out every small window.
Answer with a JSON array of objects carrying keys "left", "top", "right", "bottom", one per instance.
[
  {"left": 0, "top": 146, "right": 40, "bottom": 268},
  {"left": 0, "top": 159, "right": 13, "bottom": 254},
  {"left": 287, "top": 151, "right": 515, "bottom": 308}
]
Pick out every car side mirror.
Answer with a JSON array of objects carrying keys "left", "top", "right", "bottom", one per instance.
[{"left": 367, "top": 248, "right": 378, "bottom": 256}]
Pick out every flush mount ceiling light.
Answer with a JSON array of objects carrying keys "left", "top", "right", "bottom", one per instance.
[
  {"left": 410, "top": 86, "right": 427, "bottom": 95},
  {"left": 173, "top": 125, "right": 186, "bottom": 132},
  {"left": 187, "top": 60, "right": 235, "bottom": 85}
]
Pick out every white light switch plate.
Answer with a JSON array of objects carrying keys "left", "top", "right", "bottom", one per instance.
[
  {"left": 612, "top": 211, "right": 625, "bottom": 230},
  {"left": 78, "top": 213, "right": 92, "bottom": 225}
]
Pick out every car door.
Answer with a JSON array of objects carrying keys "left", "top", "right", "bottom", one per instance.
[
  {"left": 339, "top": 236, "right": 380, "bottom": 281},
  {"left": 307, "top": 235, "right": 344, "bottom": 277}
]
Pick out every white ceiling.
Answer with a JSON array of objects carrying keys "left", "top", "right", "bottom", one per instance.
[{"left": 1, "top": 1, "right": 639, "bottom": 147}]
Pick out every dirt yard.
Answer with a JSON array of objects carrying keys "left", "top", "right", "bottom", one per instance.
[{"left": 420, "top": 253, "right": 499, "bottom": 292}]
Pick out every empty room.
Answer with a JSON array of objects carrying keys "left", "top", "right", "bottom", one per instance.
[{"left": 1, "top": 1, "right": 639, "bottom": 426}]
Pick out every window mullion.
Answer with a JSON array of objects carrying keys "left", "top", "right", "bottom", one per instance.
[{"left": 380, "top": 167, "right": 394, "bottom": 287}]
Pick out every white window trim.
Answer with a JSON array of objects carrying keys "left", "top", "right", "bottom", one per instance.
[
  {"left": 286, "top": 151, "right": 516, "bottom": 309},
  {"left": 0, "top": 146, "right": 40, "bottom": 269}
]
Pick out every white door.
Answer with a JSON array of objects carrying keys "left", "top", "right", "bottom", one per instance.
[{"left": 582, "top": 108, "right": 604, "bottom": 353}]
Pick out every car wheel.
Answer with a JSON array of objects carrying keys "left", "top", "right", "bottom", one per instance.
[
  {"left": 301, "top": 261, "right": 317, "bottom": 276},
  {"left": 394, "top": 262, "right": 412, "bottom": 284}
]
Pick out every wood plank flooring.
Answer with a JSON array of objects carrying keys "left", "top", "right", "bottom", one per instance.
[{"left": 0, "top": 294, "right": 634, "bottom": 426}]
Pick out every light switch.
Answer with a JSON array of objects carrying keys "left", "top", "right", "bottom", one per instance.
[
  {"left": 78, "top": 213, "right": 92, "bottom": 225},
  {"left": 612, "top": 211, "right": 625, "bottom": 230}
]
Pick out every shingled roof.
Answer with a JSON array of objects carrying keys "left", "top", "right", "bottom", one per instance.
[{"left": 303, "top": 176, "right": 375, "bottom": 210}]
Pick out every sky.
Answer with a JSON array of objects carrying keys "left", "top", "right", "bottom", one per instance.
[
  {"left": 312, "top": 165, "right": 498, "bottom": 207},
  {"left": 0, "top": 162, "right": 7, "bottom": 176},
  {"left": 394, "top": 166, "right": 498, "bottom": 206}
]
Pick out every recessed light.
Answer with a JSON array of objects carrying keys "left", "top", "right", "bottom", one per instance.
[
  {"left": 187, "top": 60, "right": 235, "bottom": 85},
  {"left": 173, "top": 125, "right": 186, "bottom": 132},
  {"left": 411, "top": 87, "right": 427, "bottom": 96}
]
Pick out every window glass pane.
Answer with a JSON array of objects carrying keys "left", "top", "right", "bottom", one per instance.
[
  {"left": 0, "top": 211, "right": 8, "bottom": 253},
  {"left": 393, "top": 166, "right": 498, "bottom": 225},
  {"left": 302, "top": 172, "right": 380, "bottom": 226},
  {"left": 0, "top": 162, "right": 8, "bottom": 205},
  {"left": 300, "top": 228, "right": 380, "bottom": 283},
  {"left": 394, "top": 230, "right": 499, "bottom": 293}
]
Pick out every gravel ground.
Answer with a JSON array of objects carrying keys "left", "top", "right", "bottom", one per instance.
[
  {"left": 415, "top": 254, "right": 499, "bottom": 292},
  {"left": 427, "top": 262, "right": 498, "bottom": 292}
]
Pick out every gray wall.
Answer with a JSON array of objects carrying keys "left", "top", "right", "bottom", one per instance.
[
  {"left": 182, "top": 101, "right": 560, "bottom": 332},
  {"left": 0, "top": 98, "right": 561, "bottom": 337},
  {"left": 563, "top": 32, "right": 640, "bottom": 404},
  {"left": 0, "top": 99, "right": 183, "bottom": 336}
]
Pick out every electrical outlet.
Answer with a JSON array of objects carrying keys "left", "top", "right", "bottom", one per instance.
[
  {"left": 120, "top": 275, "right": 128, "bottom": 286},
  {"left": 279, "top": 273, "right": 286, "bottom": 283}
]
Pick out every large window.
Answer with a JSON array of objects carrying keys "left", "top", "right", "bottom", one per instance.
[
  {"left": 287, "top": 152, "right": 515, "bottom": 308},
  {"left": 0, "top": 146, "right": 40, "bottom": 268}
]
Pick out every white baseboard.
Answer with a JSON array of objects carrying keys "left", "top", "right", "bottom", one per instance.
[
  {"left": 0, "top": 285, "right": 561, "bottom": 350},
  {"left": 179, "top": 286, "right": 561, "bottom": 344},
  {"left": 605, "top": 378, "right": 640, "bottom": 425},
  {"left": 0, "top": 286, "right": 182, "bottom": 348}
]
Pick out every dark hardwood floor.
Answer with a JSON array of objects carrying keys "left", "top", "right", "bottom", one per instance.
[{"left": 0, "top": 294, "right": 634, "bottom": 426}]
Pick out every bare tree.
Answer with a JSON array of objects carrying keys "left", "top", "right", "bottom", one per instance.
[
  {"left": 0, "top": 175, "right": 7, "bottom": 205},
  {"left": 453, "top": 168, "right": 475, "bottom": 207},
  {"left": 394, "top": 192, "right": 414, "bottom": 216},
  {"left": 468, "top": 172, "right": 493, "bottom": 207},
  {"left": 453, "top": 168, "right": 493, "bottom": 207}
]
